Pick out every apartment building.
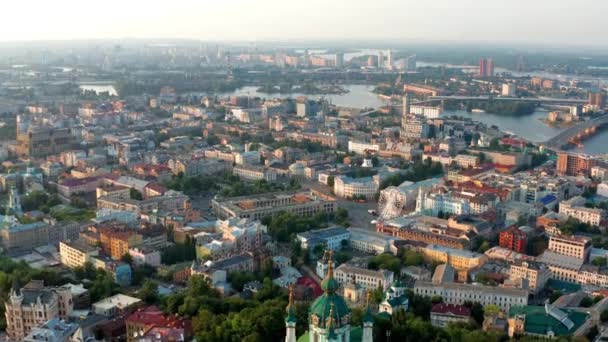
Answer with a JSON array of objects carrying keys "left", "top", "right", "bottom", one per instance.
[
  {"left": 509, "top": 261, "right": 551, "bottom": 294},
  {"left": 420, "top": 244, "right": 487, "bottom": 271},
  {"left": 99, "top": 227, "right": 143, "bottom": 260},
  {"left": 232, "top": 164, "right": 278, "bottom": 182},
  {"left": 559, "top": 196, "right": 604, "bottom": 226},
  {"left": 334, "top": 264, "right": 394, "bottom": 292},
  {"left": 15, "top": 126, "right": 74, "bottom": 158},
  {"left": 414, "top": 281, "right": 528, "bottom": 311},
  {"left": 4, "top": 281, "right": 73, "bottom": 340},
  {"left": 347, "top": 228, "right": 395, "bottom": 254},
  {"left": 548, "top": 234, "right": 591, "bottom": 261},
  {"left": 59, "top": 239, "right": 100, "bottom": 268}
]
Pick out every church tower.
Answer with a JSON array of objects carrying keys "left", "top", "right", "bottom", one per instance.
[
  {"left": 292, "top": 250, "right": 374, "bottom": 342},
  {"left": 7, "top": 185, "right": 22, "bottom": 217},
  {"left": 285, "top": 286, "right": 297, "bottom": 342},
  {"left": 362, "top": 292, "right": 374, "bottom": 342}
]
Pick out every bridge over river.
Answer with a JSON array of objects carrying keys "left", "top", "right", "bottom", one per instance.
[
  {"left": 543, "top": 114, "right": 608, "bottom": 150},
  {"left": 423, "top": 95, "right": 588, "bottom": 106}
]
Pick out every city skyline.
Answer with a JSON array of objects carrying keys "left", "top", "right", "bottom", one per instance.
[{"left": 1, "top": 0, "right": 607, "bottom": 47}]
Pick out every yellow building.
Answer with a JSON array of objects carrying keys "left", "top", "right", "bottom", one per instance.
[
  {"left": 59, "top": 240, "right": 100, "bottom": 268},
  {"left": 420, "top": 244, "right": 487, "bottom": 271}
]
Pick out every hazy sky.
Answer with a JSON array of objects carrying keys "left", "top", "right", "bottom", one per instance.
[{"left": 1, "top": 0, "right": 605, "bottom": 46}]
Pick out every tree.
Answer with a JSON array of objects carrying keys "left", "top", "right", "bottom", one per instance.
[
  {"left": 592, "top": 257, "right": 607, "bottom": 267},
  {"left": 121, "top": 253, "right": 133, "bottom": 265},
  {"left": 600, "top": 309, "right": 608, "bottom": 322},
  {"left": 138, "top": 280, "right": 159, "bottom": 304},
  {"left": 580, "top": 296, "right": 594, "bottom": 308},
  {"left": 327, "top": 176, "right": 335, "bottom": 187},
  {"left": 477, "top": 240, "right": 490, "bottom": 253},
  {"left": 368, "top": 253, "right": 401, "bottom": 273},
  {"left": 402, "top": 250, "right": 424, "bottom": 266},
  {"left": 129, "top": 188, "right": 143, "bottom": 200}
]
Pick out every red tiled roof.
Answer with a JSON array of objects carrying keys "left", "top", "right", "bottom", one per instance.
[
  {"left": 431, "top": 303, "right": 471, "bottom": 317},
  {"left": 126, "top": 306, "right": 190, "bottom": 329}
]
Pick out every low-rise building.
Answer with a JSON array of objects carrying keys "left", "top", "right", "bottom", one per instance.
[
  {"left": 128, "top": 247, "right": 161, "bottom": 267},
  {"left": 347, "top": 228, "right": 395, "bottom": 254},
  {"left": 414, "top": 281, "right": 528, "bottom": 311},
  {"left": 296, "top": 227, "right": 350, "bottom": 251},
  {"left": 379, "top": 280, "right": 409, "bottom": 315},
  {"left": 430, "top": 303, "right": 471, "bottom": 328},
  {"left": 334, "top": 264, "right": 394, "bottom": 291},
  {"left": 92, "top": 294, "right": 142, "bottom": 317},
  {"left": 420, "top": 244, "right": 487, "bottom": 271},
  {"left": 23, "top": 318, "right": 78, "bottom": 342},
  {"left": 232, "top": 164, "right": 278, "bottom": 182},
  {"left": 507, "top": 304, "right": 588, "bottom": 339},
  {"left": 212, "top": 190, "right": 336, "bottom": 220},
  {"left": 126, "top": 306, "right": 192, "bottom": 342},
  {"left": 509, "top": 261, "right": 551, "bottom": 294},
  {"left": 559, "top": 196, "right": 603, "bottom": 226}
]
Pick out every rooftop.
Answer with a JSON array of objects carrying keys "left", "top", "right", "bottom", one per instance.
[{"left": 431, "top": 303, "right": 471, "bottom": 317}]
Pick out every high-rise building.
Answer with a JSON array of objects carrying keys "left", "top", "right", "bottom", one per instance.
[
  {"left": 556, "top": 152, "right": 596, "bottom": 176},
  {"left": 516, "top": 55, "right": 526, "bottom": 72},
  {"left": 502, "top": 83, "right": 516, "bottom": 97},
  {"left": 367, "top": 55, "right": 376, "bottom": 68},
  {"left": 335, "top": 52, "right": 344, "bottom": 68},
  {"left": 377, "top": 51, "right": 384, "bottom": 69},
  {"left": 479, "top": 58, "right": 494, "bottom": 78},
  {"left": 401, "top": 93, "right": 410, "bottom": 138},
  {"left": 15, "top": 123, "right": 74, "bottom": 159},
  {"left": 588, "top": 91, "right": 606, "bottom": 108},
  {"left": 406, "top": 54, "right": 417, "bottom": 72},
  {"left": 386, "top": 49, "right": 393, "bottom": 69}
]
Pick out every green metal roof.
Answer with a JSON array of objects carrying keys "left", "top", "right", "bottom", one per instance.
[
  {"left": 309, "top": 293, "right": 351, "bottom": 329},
  {"left": 508, "top": 306, "right": 588, "bottom": 337}
]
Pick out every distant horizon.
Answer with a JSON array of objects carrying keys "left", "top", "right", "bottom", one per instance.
[
  {"left": 0, "top": 37, "right": 606, "bottom": 54},
  {"left": 1, "top": 0, "right": 606, "bottom": 49}
]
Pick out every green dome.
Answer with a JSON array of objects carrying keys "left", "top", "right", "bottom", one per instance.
[
  {"left": 309, "top": 293, "right": 351, "bottom": 329},
  {"left": 309, "top": 251, "right": 351, "bottom": 330},
  {"left": 321, "top": 276, "right": 340, "bottom": 293}
]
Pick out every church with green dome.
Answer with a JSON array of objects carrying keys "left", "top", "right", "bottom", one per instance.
[{"left": 286, "top": 251, "right": 373, "bottom": 342}]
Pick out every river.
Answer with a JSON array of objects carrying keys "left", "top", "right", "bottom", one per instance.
[
  {"left": 217, "top": 85, "right": 391, "bottom": 108},
  {"left": 79, "top": 71, "right": 608, "bottom": 155}
]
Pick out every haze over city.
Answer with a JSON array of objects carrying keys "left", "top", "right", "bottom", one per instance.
[{"left": 1, "top": 0, "right": 607, "bottom": 47}]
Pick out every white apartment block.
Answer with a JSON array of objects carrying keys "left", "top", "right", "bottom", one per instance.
[
  {"left": 509, "top": 261, "right": 551, "bottom": 294},
  {"left": 559, "top": 196, "right": 604, "bottom": 226},
  {"left": 59, "top": 240, "right": 99, "bottom": 269},
  {"left": 418, "top": 192, "right": 471, "bottom": 216},
  {"left": 348, "top": 141, "right": 380, "bottom": 155},
  {"left": 413, "top": 281, "right": 528, "bottom": 311},
  {"left": 454, "top": 154, "right": 479, "bottom": 168},
  {"left": 591, "top": 166, "right": 608, "bottom": 181},
  {"left": 234, "top": 151, "right": 261, "bottom": 165},
  {"left": 548, "top": 234, "right": 591, "bottom": 260},
  {"left": 347, "top": 228, "right": 395, "bottom": 255},
  {"left": 232, "top": 164, "right": 277, "bottom": 182},
  {"left": 410, "top": 105, "right": 442, "bottom": 119},
  {"left": 334, "top": 264, "right": 394, "bottom": 292}
]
